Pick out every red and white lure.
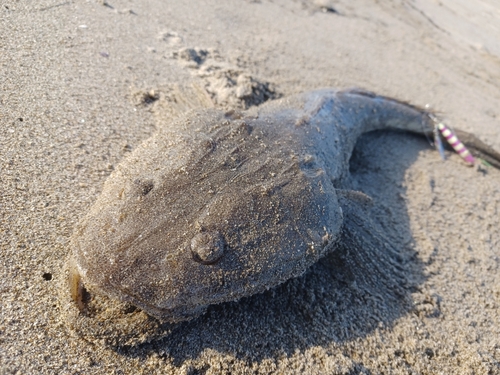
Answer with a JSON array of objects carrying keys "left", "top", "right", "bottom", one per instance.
[{"left": 434, "top": 121, "right": 476, "bottom": 165}]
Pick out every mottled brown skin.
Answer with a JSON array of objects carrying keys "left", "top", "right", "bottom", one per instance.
[{"left": 69, "top": 88, "right": 500, "bottom": 323}]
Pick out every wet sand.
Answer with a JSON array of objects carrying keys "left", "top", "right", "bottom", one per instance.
[{"left": 1, "top": 0, "right": 500, "bottom": 373}]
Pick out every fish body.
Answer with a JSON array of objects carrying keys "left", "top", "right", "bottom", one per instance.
[{"left": 68, "top": 88, "right": 495, "bottom": 323}]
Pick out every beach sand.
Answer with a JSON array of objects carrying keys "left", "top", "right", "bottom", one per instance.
[{"left": 1, "top": 0, "right": 500, "bottom": 373}]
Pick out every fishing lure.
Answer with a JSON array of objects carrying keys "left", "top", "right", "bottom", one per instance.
[{"left": 435, "top": 121, "right": 475, "bottom": 165}]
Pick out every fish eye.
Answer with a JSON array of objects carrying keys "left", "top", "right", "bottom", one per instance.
[
  {"left": 190, "top": 231, "right": 226, "bottom": 265},
  {"left": 133, "top": 178, "right": 154, "bottom": 197}
]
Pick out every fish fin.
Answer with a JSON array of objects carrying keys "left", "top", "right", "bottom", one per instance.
[
  {"left": 331, "top": 199, "right": 409, "bottom": 302},
  {"left": 339, "top": 87, "right": 430, "bottom": 114},
  {"left": 336, "top": 189, "right": 374, "bottom": 209},
  {"left": 453, "top": 129, "right": 500, "bottom": 170},
  {"left": 434, "top": 125, "right": 446, "bottom": 160}
]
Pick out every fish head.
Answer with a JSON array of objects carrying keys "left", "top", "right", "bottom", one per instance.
[{"left": 69, "top": 109, "right": 343, "bottom": 322}]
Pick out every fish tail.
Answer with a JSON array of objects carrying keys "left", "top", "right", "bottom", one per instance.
[
  {"left": 339, "top": 88, "right": 500, "bottom": 169},
  {"left": 453, "top": 129, "right": 500, "bottom": 169},
  {"left": 338, "top": 88, "right": 435, "bottom": 136}
]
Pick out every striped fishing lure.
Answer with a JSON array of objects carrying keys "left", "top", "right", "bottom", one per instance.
[{"left": 436, "top": 122, "right": 475, "bottom": 165}]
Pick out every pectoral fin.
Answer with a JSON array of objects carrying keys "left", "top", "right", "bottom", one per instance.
[
  {"left": 332, "top": 198, "right": 409, "bottom": 303},
  {"left": 336, "top": 189, "right": 374, "bottom": 209}
]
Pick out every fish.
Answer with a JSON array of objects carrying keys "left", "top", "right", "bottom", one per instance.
[{"left": 66, "top": 88, "right": 500, "bottom": 327}]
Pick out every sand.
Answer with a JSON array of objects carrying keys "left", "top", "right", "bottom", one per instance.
[{"left": 1, "top": 0, "right": 500, "bottom": 373}]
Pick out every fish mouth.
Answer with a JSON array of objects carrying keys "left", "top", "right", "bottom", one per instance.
[
  {"left": 70, "top": 225, "right": 196, "bottom": 319},
  {"left": 109, "top": 287, "right": 209, "bottom": 323},
  {"left": 67, "top": 252, "right": 189, "bottom": 322},
  {"left": 68, "top": 229, "right": 145, "bottom": 311}
]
